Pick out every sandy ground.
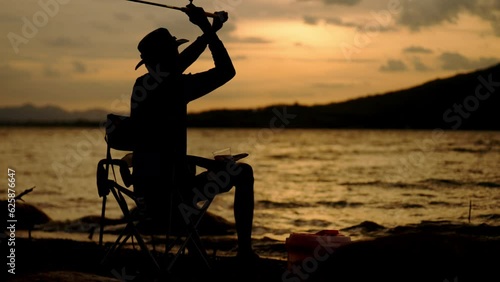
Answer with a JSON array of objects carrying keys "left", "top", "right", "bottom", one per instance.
[{"left": 4, "top": 222, "right": 500, "bottom": 282}]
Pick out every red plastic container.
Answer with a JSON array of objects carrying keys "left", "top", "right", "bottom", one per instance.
[{"left": 285, "top": 230, "right": 352, "bottom": 271}]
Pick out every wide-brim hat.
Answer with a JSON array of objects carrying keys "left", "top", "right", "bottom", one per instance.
[{"left": 135, "top": 27, "right": 189, "bottom": 70}]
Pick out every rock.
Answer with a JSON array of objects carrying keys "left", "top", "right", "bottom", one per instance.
[{"left": 2, "top": 200, "right": 51, "bottom": 230}]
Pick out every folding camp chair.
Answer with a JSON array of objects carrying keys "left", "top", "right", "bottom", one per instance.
[{"left": 96, "top": 113, "right": 215, "bottom": 274}]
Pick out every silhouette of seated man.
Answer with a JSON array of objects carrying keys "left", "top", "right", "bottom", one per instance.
[{"left": 129, "top": 3, "right": 256, "bottom": 259}]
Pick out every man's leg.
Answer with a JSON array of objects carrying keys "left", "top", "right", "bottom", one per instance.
[
  {"left": 192, "top": 163, "right": 256, "bottom": 256},
  {"left": 232, "top": 163, "right": 255, "bottom": 256}
]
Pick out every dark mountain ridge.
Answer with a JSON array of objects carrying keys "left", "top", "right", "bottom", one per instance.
[
  {"left": 1, "top": 63, "right": 499, "bottom": 130},
  {"left": 0, "top": 104, "right": 109, "bottom": 124},
  {"left": 187, "top": 63, "right": 500, "bottom": 130}
]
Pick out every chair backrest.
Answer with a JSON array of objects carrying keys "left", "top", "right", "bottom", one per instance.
[
  {"left": 97, "top": 114, "right": 135, "bottom": 198},
  {"left": 105, "top": 113, "right": 135, "bottom": 151}
]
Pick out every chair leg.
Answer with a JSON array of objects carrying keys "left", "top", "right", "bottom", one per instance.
[
  {"left": 99, "top": 195, "right": 107, "bottom": 246},
  {"left": 101, "top": 223, "right": 131, "bottom": 265},
  {"left": 164, "top": 191, "right": 216, "bottom": 272},
  {"left": 131, "top": 226, "right": 161, "bottom": 271},
  {"left": 166, "top": 216, "right": 212, "bottom": 273},
  {"left": 101, "top": 221, "right": 161, "bottom": 272}
]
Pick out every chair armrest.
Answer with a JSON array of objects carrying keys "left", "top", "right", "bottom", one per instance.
[
  {"left": 121, "top": 153, "right": 133, "bottom": 167},
  {"left": 97, "top": 159, "right": 133, "bottom": 187},
  {"left": 187, "top": 155, "right": 221, "bottom": 171}
]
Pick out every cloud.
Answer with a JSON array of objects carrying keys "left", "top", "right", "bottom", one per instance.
[
  {"left": 322, "top": 0, "right": 363, "bottom": 6},
  {"left": 397, "top": 0, "right": 500, "bottom": 36},
  {"left": 43, "top": 65, "right": 60, "bottom": 78},
  {"left": 322, "top": 16, "right": 396, "bottom": 32},
  {"left": 412, "top": 57, "right": 431, "bottom": 72},
  {"left": 310, "top": 82, "right": 361, "bottom": 89},
  {"left": 0, "top": 64, "right": 32, "bottom": 80},
  {"left": 303, "top": 15, "right": 320, "bottom": 25},
  {"left": 398, "top": 0, "right": 470, "bottom": 29},
  {"left": 326, "top": 58, "right": 375, "bottom": 63},
  {"left": 438, "top": 52, "right": 499, "bottom": 70},
  {"left": 231, "top": 55, "right": 248, "bottom": 61},
  {"left": 379, "top": 59, "right": 407, "bottom": 72},
  {"left": 0, "top": 12, "right": 17, "bottom": 22},
  {"left": 45, "top": 36, "right": 90, "bottom": 48},
  {"left": 114, "top": 13, "right": 133, "bottom": 22},
  {"left": 73, "top": 61, "right": 87, "bottom": 74},
  {"left": 325, "top": 16, "right": 362, "bottom": 28},
  {"left": 492, "top": 19, "right": 500, "bottom": 36},
  {"left": 403, "top": 46, "right": 433, "bottom": 54},
  {"left": 230, "top": 36, "right": 272, "bottom": 44}
]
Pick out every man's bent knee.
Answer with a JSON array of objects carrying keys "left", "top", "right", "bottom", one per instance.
[{"left": 234, "top": 163, "right": 254, "bottom": 184}]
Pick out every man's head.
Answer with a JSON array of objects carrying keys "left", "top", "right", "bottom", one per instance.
[{"left": 135, "top": 27, "right": 188, "bottom": 70}]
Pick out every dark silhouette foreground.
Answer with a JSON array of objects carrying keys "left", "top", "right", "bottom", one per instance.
[
  {"left": 7, "top": 221, "right": 500, "bottom": 282},
  {"left": 129, "top": 3, "right": 256, "bottom": 260}
]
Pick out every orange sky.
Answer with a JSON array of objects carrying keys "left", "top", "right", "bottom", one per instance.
[{"left": 2, "top": 0, "right": 500, "bottom": 114}]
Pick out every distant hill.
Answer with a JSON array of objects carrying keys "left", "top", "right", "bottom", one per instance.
[
  {"left": 187, "top": 63, "right": 500, "bottom": 130},
  {"left": 0, "top": 104, "right": 109, "bottom": 125},
  {"left": 1, "top": 63, "right": 499, "bottom": 130}
]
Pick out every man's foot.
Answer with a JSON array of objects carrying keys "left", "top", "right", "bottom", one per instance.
[{"left": 236, "top": 249, "right": 260, "bottom": 264}]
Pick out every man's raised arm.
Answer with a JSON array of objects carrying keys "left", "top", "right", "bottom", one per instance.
[
  {"left": 183, "top": 4, "right": 235, "bottom": 101},
  {"left": 178, "top": 11, "right": 228, "bottom": 73}
]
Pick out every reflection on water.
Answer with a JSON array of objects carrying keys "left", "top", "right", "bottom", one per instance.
[{"left": 1, "top": 127, "right": 499, "bottom": 240}]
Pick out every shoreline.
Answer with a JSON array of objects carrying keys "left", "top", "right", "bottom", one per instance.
[{"left": 4, "top": 220, "right": 500, "bottom": 282}]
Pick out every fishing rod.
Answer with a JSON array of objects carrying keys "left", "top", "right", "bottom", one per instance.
[{"left": 127, "top": 0, "right": 218, "bottom": 18}]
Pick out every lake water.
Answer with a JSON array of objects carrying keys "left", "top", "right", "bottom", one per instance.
[{"left": 2, "top": 127, "right": 500, "bottom": 242}]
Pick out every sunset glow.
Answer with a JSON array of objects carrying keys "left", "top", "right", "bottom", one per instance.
[{"left": 2, "top": 0, "right": 499, "bottom": 113}]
